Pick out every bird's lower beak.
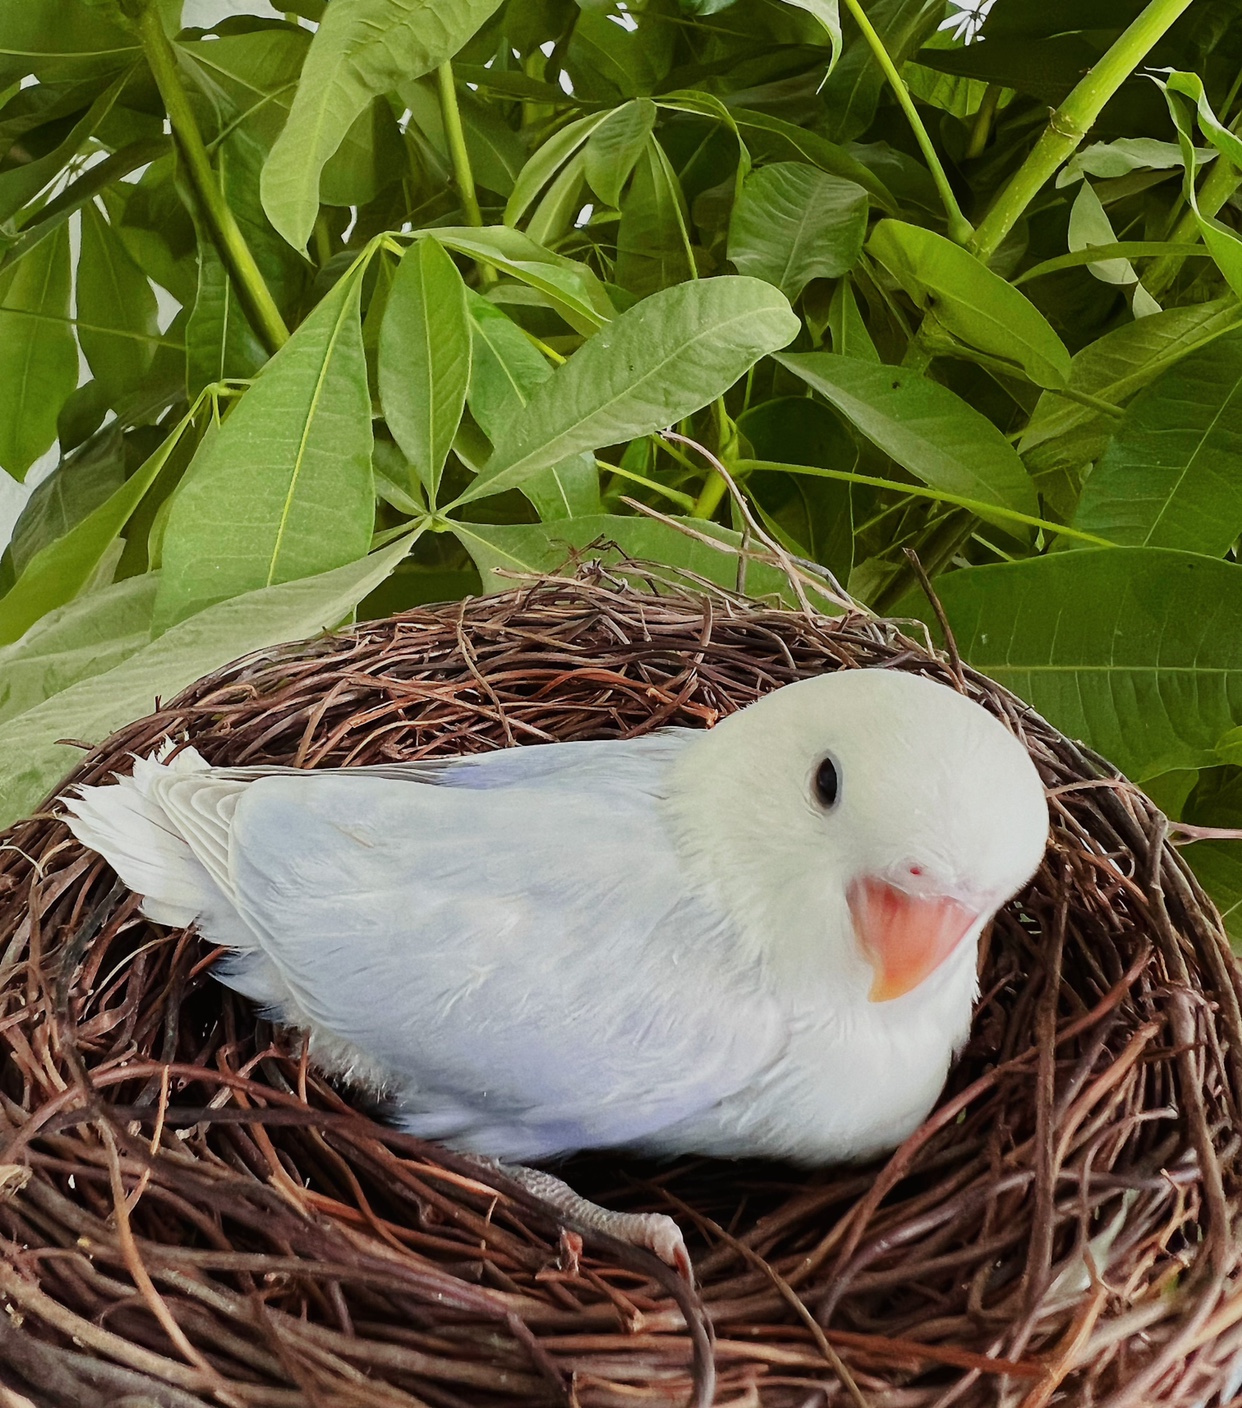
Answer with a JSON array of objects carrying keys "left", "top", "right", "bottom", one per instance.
[{"left": 848, "top": 876, "right": 980, "bottom": 1002}]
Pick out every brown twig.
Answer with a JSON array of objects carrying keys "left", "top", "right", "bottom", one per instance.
[{"left": 0, "top": 563, "right": 1236, "bottom": 1407}]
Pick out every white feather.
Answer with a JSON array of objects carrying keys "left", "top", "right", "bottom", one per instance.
[{"left": 62, "top": 669, "right": 1049, "bottom": 1166}]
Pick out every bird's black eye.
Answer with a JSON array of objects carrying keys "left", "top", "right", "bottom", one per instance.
[{"left": 814, "top": 756, "right": 840, "bottom": 810}]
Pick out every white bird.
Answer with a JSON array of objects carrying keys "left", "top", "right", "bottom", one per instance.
[{"left": 64, "top": 668, "right": 1047, "bottom": 1267}]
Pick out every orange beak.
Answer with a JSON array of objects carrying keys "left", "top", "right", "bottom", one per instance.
[{"left": 848, "top": 876, "right": 980, "bottom": 1002}]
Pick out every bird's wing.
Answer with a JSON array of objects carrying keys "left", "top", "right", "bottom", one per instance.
[{"left": 217, "top": 737, "right": 784, "bottom": 1160}]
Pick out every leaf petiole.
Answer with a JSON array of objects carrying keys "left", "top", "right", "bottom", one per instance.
[
  {"left": 594, "top": 458, "right": 697, "bottom": 510},
  {"left": 736, "top": 458, "right": 1116, "bottom": 546},
  {"left": 136, "top": 1, "right": 289, "bottom": 352},
  {"left": 840, "top": 0, "right": 972, "bottom": 245}
]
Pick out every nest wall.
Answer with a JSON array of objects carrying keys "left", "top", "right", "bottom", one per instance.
[{"left": 0, "top": 568, "right": 1240, "bottom": 1408}]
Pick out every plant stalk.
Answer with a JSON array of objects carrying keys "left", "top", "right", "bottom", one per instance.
[
  {"left": 690, "top": 400, "right": 738, "bottom": 518},
  {"left": 437, "top": 61, "right": 484, "bottom": 228},
  {"left": 965, "top": 85, "right": 1001, "bottom": 161},
  {"left": 137, "top": 2, "right": 288, "bottom": 352},
  {"left": 1146, "top": 139, "right": 1242, "bottom": 298},
  {"left": 970, "top": 0, "right": 1196, "bottom": 262},
  {"left": 736, "top": 459, "right": 1116, "bottom": 546},
  {"left": 841, "top": 0, "right": 973, "bottom": 245},
  {"left": 437, "top": 60, "right": 496, "bottom": 287}
]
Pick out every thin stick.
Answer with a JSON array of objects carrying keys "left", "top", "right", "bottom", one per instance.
[{"left": 902, "top": 547, "right": 964, "bottom": 690}]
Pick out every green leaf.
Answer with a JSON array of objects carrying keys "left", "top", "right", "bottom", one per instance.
[
  {"left": 584, "top": 98, "right": 658, "bottom": 207},
  {"left": 1162, "top": 71, "right": 1242, "bottom": 172},
  {"left": 727, "top": 162, "right": 868, "bottom": 303},
  {"left": 615, "top": 137, "right": 695, "bottom": 298},
  {"left": 504, "top": 109, "right": 612, "bottom": 227},
  {"left": 1181, "top": 767, "right": 1242, "bottom": 951},
  {"left": 397, "top": 74, "right": 524, "bottom": 198},
  {"left": 1068, "top": 180, "right": 1139, "bottom": 288},
  {"left": 1071, "top": 331, "right": 1242, "bottom": 555},
  {"left": 155, "top": 266, "right": 375, "bottom": 632},
  {"left": 457, "top": 276, "right": 800, "bottom": 503},
  {"left": 566, "top": 6, "right": 674, "bottom": 101},
  {"left": 780, "top": 0, "right": 841, "bottom": 68},
  {"left": 0, "top": 72, "right": 126, "bottom": 227},
  {"left": 0, "top": 422, "right": 184, "bottom": 645},
  {"left": 827, "top": 279, "right": 879, "bottom": 361},
  {"left": 429, "top": 226, "right": 615, "bottom": 335},
  {"left": 186, "top": 223, "right": 267, "bottom": 397},
  {"left": 178, "top": 35, "right": 326, "bottom": 304},
  {"left": 0, "top": 2, "right": 137, "bottom": 84},
  {"left": 466, "top": 290, "right": 552, "bottom": 441},
  {"left": 1020, "top": 299, "right": 1242, "bottom": 517},
  {"left": 774, "top": 352, "right": 1039, "bottom": 526},
  {"left": 76, "top": 201, "right": 159, "bottom": 407},
  {"left": 868, "top": 219, "right": 1071, "bottom": 389},
  {"left": 729, "top": 108, "right": 896, "bottom": 210},
  {"left": 0, "top": 136, "right": 170, "bottom": 283},
  {"left": 0, "top": 572, "right": 157, "bottom": 727},
  {"left": 738, "top": 395, "right": 856, "bottom": 577},
  {"left": 897, "top": 549, "right": 1242, "bottom": 782},
  {"left": 379, "top": 238, "right": 471, "bottom": 503},
  {"left": 525, "top": 150, "right": 588, "bottom": 250},
  {"left": 1058, "top": 137, "right": 1197, "bottom": 186},
  {"left": 522, "top": 454, "right": 602, "bottom": 521},
  {"left": 0, "top": 226, "right": 78, "bottom": 480},
  {"left": 1156, "top": 73, "right": 1242, "bottom": 302},
  {"left": 820, "top": 0, "right": 943, "bottom": 141},
  {"left": 260, "top": 0, "right": 506, "bottom": 251},
  {"left": 0, "top": 537, "right": 415, "bottom": 829},
  {"left": 102, "top": 155, "right": 198, "bottom": 306},
  {"left": 454, "top": 515, "right": 790, "bottom": 598},
  {"left": 318, "top": 93, "right": 406, "bottom": 208},
  {"left": 912, "top": 33, "right": 1094, "bottom": 104},
  {"left": 182, "top": 120, "right": 301, "bottom": 396},
  {"left": 8, "top": 429, "right": 126, "bottom": 577},
  {"left": 466, "top": 290, "right": 596, "bottom": 519}
]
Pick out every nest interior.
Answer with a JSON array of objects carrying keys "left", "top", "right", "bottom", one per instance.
[{"left": 1, "top": 568, "right": 1241, "bottom": 1408}]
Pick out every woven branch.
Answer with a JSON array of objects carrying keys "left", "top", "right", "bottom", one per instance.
[{"left": 0, "top": 565, "right": 1240, "bottom": 1408}]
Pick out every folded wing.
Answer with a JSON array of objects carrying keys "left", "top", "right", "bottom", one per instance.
[{"left": 69, "top": 739, "right": 784, "bottom": 1160}]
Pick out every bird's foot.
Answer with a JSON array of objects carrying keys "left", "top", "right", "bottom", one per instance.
[{"left": 474, "top": 1159, "right": 692, "bottom": 1281}]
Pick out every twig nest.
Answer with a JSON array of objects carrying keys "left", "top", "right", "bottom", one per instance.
[{"left": 1, "top": 566, "right": 1239, "bottom": 1407}]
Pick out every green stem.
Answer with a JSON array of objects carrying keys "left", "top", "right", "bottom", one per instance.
[
  {"left": 840, "top": 0, "right": 973, "bottom": 245},
  {"left": 690, "top": 400, "right": 739, "bottom": 518},
  {"left": 1147, "top": 135, "right": 1242, "bottom": 297},
  {"left": 312, "top": 211, "right": 333, "bottom": 268},
  {"left": 137, "top": 3, "right": 288, "bottom": 352},
  {"left": 970, "top": 0, "right": 1196, "bottom": 262},
  {"left": 595, "top": 459, "right": 696, "bottom": 511},
  {"left": 965, "top": 84, "right": 1002, "bottom": 161},
  {"left": 1046, "top": 384, "right": 1125, "bottom": 419},
  {"left": 437, "top": 60, "right": 483, "bottom": 228},
  {"left": 736, "top": 459, "right": 1116, "bottom": 546},
  {"left": 691, "top": 470, "right": 729, "bottom": 519},
  {"left": 901, "top": 333, "right": 935, "bottom": 372},
  {"left": 437, "top": 59, "right": 495, "bottom": 287}
]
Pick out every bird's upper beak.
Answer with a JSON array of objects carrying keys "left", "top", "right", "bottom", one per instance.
[{"left": 848, "top": 875, "right": 981, "bottom": 1002}]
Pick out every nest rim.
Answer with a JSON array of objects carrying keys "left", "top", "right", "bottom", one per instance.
[{"left": 0, "top": 563, "right": 1240, "bottom": 1408}]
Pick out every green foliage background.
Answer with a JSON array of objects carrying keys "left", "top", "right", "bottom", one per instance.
[{"left": 3, "top": 0, "right": 1242, "bottom": 935}]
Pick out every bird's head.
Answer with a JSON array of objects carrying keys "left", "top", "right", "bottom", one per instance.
[{"left": 668, "top": 668, "right": 1049, "bottom": 1005}]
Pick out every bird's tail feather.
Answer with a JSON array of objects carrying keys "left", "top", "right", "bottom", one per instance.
[
  {"left": 65, "top": 746, "right": 320, "bottom": 1020},
  {"left": 62, "top": 745, "right": 246, "bottom": 936}
]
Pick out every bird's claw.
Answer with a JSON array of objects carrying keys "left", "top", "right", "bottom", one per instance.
[
  {"left": 633, "top": 1212, "right": 693, "bottom": 1282},
  {"left": 486, "top": 1160, "right": 694, "bottom": 1281}
]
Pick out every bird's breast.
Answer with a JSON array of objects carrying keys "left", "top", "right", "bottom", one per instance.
[{"left": 638, "top": 977, "right": 974, "bottom": 1166}]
